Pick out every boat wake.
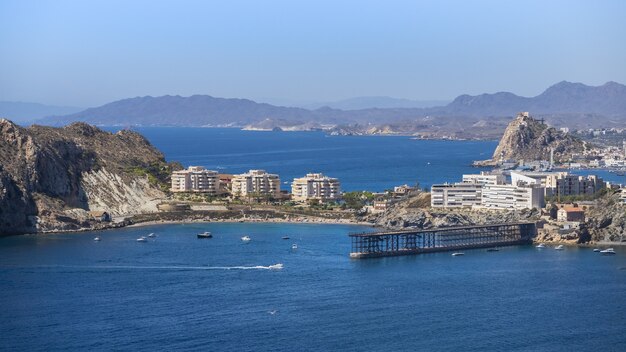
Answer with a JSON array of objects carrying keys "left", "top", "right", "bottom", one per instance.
[{"left": 14, "top": 264, "right": 284, "bottom": 271}]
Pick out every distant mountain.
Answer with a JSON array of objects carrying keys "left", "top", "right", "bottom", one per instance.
[
  {"left": 444, "top": 81, "right": 626, "bottom": 117},
  {"left": 40, "top": 81, "right": 626, "bottom": 133},
  {"left": 0, "top": 101, "right": 83, "bottom": 124},
  {"left": 301, "top": 96, "right": 450, "bottom": 110}
]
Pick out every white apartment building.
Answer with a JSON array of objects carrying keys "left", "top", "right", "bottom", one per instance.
[
  {"left": 462, "top": 172, "right": 506, "bottom": 186},
  {"left": 545, "top": 172, "right": 605, "bottom": 197},
  {"left": 231, "top": 169, "right": 281, "bottom": 198},
  {"left": 291, "top": 173, "right": 341, "bottom": 202},
  {"left": 430, "top": 183, "right": 483, "bottom": 208},
  {"left": 481, "top": 184, "right": 545, "bottom": 210},
  {"left": 171, "top": 166, "right": 220, "bottom": 194}
]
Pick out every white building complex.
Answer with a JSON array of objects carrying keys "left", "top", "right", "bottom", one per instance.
[
  {"left": 431, "top": 172, "right": 545, "bottom": 210},
  {"left": 481, "top": 184, "right": 545, "bottom": 210},
  {"left": 231, "top": 170, "right": 281, "bottom": 198},
  {"left": 171, "top": 166, "right": 220, "bottom": 194},
  {"left": 462, "top": 172, "right": 506, "bottom": 186},
  {"left": 511, "top": 171, "right": 605, "bottom": 197},
  {"left": 431, "top": 183, "right": 483, "bottom": 208},
  {"left": 291, "top": 173, "right": 341, "bottom": 202}
]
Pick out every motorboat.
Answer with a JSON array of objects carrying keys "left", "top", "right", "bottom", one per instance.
[
  {"left": 93, "top": 237, "right": 101, "bottom": 241},
  {"left": 600, "top": 248, "right": 616, "bottom": 255},
  {"left": 197, "top": 232, "right": 213, "bottom": 239},
  {"left": 147, "top": 233, "right": 156, "bottom": 238},
  {"left": 593, "top": 248, "right": 600, "bottom": 252},
  {"left": 536, "top": 243, "right": 546, "bottom": 248},
  {"left": 451, "top": 252, "right": 464, "bottom": 256},
  {"left": 486, "top": 248, "right": 499, "bottom": 252},
  {"left": 137, "top": 236, "right": 148, "bottom": 242},
  {"left": 281, "top": 236, "right": 290, "bottom": 240},
  {"left": 292, "top": 243, "right": 298, "bottom": 249},
  {"left": 268, "top": 263, "right": 283, "bottom": 270},
  {"left": 241, "top": 235, "right": 251, "bottom": 242},
  {"left": 554, "top": 245, "right": 564, "bottom": 250}
]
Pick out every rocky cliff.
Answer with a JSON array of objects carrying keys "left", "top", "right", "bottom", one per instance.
[
  {"left": 584, "top": 191, "right": 626, "bottom": 243},
  {"left": 0, "top": 119, "right": 173, "bottom": 235},
  {"left": 488, "top": 112, "right": 586, "bottom": 163}
]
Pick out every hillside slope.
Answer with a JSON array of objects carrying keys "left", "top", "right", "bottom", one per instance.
[{"left": 0, "top": 119, "right": 173, "bottom": 235}]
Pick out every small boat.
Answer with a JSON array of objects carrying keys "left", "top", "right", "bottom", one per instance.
[
  {"left": 554, "top": 245, "right": 564, "bottom": 250},
  {"left": 452, "top": 252, "right": 464, "bottom": 256},
  {"left": 268, "top": 263, "right": 283, "bottom": 270},
  {"left": 147, "top": 233, "right": 156, "bottom": 238},
  {"left": 93, "top": 237, "right": 101, "bottom": 241},
  {"left": 291, "top": 244, "right": 298, "bottom": 249},
  {"left": 486, "top": 248, "right": 499, "bottom": 252},
  {"left": 241, "top": 235, "right": 251, "bottom": 242},
  {"left": 197, "top": 232, "right": 213, "bottom": 239},
  {"left": 136, "top": 236, "right": 148, "bottom": 242},
  {"left": 593, "top": 248, "right": 600, "bottom": 252},
  {"left": 600, "top": 248, "right": 616, "bottom": 255},
  {"left": 281, "top": 236, "right": 290, "bottom": 240},
  {"left": 536, "top": 243, "right": 546, "bottom": 248}
]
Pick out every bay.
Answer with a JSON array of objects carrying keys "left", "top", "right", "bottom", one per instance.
[{"left": 1, "top": 223, "right": 625, "bottom": 351}]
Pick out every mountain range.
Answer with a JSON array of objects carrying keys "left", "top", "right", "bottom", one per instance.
[{"left": 31, "top": 81, "right": 626, "bottom": 137}]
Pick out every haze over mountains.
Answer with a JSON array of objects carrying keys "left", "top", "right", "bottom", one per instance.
[
  {"left": 27, "top": 81, "right": 626, "bottom": 137},
  {"left": 0, "top": 101, "right": 83, "bottom": 124}
]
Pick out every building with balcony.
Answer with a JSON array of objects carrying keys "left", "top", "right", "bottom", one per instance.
[
  {"left": 231, "top": 170, "right": 281, "bottom": 199},
  {"left": 545, "top": 172, "right": 604, "bottom": 197},
  {"left": 291, "top": 173, "right": 341, "bottom": 202},
  {"left": 481, "top": 184, "right": 545, "bottom": 210},
  {"left": 171, "top": 166, "right": 220, "bottom": 194},
  {"left": 430, "top": 183, "right": 483, "bottom": 208},
  {"left": 462, "top": 172, "right": 506, "bottom": 186}
]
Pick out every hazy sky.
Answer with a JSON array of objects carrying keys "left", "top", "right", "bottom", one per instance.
[{"left": 1, "top": 0, "right": 625, "bottom": 107}]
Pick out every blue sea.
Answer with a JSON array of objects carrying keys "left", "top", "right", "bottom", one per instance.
[
  {"left": 1, "top": 223, "right": 625, "bottom": 351},
  {"left": 112, "top": 127, "right": 499, "bottom": 191},
  {"left": 3, "top": 128, "right": 626, "bottom": 351}
]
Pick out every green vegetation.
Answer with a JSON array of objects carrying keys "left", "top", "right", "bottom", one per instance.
[
  {"left": 127, "top": 161, "right": 181, "bottom": 192},
  {"left": 341, "top": 191, "right": 376, "bottom": 210}
]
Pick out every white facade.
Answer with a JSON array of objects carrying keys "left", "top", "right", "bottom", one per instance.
[
  {"left": 481, "top": 184, "right": 545, "bottom": 210},
  {"left": 171, "top": 166, "right": 220, "bottom": 194},
  {"left": 462, "top": 172, "right": 506, "bottom": 186},
  {"left": 545, "top": 172, "right": 605, "bottom": 197},
  {"left": 431, "top": 183, "right": 483, "bottom": 208},
  {"left": 291, "top": 173, "right": 341, "bottom": 202},
  {"left": 231, "top": 169, "right": 281, "bottom": 198}
]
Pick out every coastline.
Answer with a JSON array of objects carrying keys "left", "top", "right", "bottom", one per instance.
[{"left": 126, "top": 216, "right": 376, "bottom": 229}]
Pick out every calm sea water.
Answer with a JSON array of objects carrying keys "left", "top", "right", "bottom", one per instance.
[
  {"left": 108, "top": 127, "right": 499, "bottom": 191},
  {"left": 1, "top": 223, "right": 625, "bottom": 351}
]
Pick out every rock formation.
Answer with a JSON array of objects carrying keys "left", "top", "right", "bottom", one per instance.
[
  {"left": 0, "top": 119, "right": 174, "bottom": 235},
  {"left": 481, "top": 112, "right": 586, "bottom": 164}
]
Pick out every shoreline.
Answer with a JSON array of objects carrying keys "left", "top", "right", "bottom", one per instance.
[{"left": 126, "top": 217, "right": 376, "bottom": 229}]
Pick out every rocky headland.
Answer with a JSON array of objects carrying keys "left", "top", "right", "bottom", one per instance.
[
  {"left": 474, "top": 112, "right": 586, "bottom": 165},
  {"left": 0, "top": 119, "right": 177, "bottom": 235}
]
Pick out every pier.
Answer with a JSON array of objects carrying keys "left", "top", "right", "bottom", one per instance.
[{"left": 349, "top": 222, "right": 536, "bottom": 259}]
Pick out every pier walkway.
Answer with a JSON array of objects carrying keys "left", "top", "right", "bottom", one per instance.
[{"left": 349, "top": 222, "right": 536, "bottom": 258}]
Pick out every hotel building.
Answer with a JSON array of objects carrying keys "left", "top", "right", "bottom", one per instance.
[
  {"left": 231, "top": 170, "right": 281, "bottom": 198},
  {"left": 171, "top": 166, "right": 220, "bottom": 194},
  {"left": 291, "top": 173, "right": 341, "bottom": 202}
]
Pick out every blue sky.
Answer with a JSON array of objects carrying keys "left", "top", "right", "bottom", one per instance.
[{"left": 1, "top": 0, "right": 625, "bottom": 107}]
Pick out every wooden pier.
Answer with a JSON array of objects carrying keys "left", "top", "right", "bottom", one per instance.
[{"left": 349, "top": 222, "right": 536, "bottom": 259}]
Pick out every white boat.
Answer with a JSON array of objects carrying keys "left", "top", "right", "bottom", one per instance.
[
  {"left": 600, "top": 248, "right": 616, "bottom": 255},
  {"left": 197, "top": 232, "right": 212, "bottom": 239},
  {"left": 137, "top": 236, "right": 148, "bottom": 242},
  {"left": 268, "top": 263, "right": 283, "bottom": 270},
  {"left": 291, "top": 243, "right": 298, "bottom": 249},
  {"left": 554, "top": 245, "right": 564, "bottom": 250},
  {"left": 536, "top": 243, "right": 546, "bottom": 248},
  {"left": 593, "top": 248, "right": 600, "bottom": 252},
  {"left": 93, "top": 237, "right": 101, "bottom": 241},
  {"left": 147, "top": 233, "right": 156, "bottom": 238},
  {"left": 451, "top": 252, "right": 464, "bottom": 256},
  {"left": 241, "top": 235, "right": 251, "bottom": 242}
]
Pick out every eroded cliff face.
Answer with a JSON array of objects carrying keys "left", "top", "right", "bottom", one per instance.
[
  {"left": 0, "top": 119, "right": 170, "bottom": 235},
  {"left": 491, "top": 113, "right": 585, "bottom": 163}
]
